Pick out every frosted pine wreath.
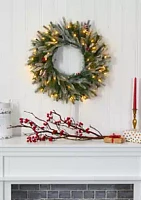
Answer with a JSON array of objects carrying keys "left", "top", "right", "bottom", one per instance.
[{"left": 27, "top": 18, "right": 110, "bottom": 103}]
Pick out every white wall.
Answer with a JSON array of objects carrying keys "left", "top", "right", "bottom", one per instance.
[{"left": 0, "top": 0, "right": 141, "bottom": 136}]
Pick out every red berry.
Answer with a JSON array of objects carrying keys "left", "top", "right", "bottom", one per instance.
[
  {"left": 85, "top": 128, "right": 90, "bottom": 133},
  {"left": 29, "top": 121, "right": 34, "bottom": 126},
  {"left": 49, "top": 137, "right": 53, "bottom": 142},
  {"left": 27, "top": 137, "right": 31, "bottom": 142},
  {"left": 40, "top": 126, "right": 44, "bottom": 130},
  {"left": 55, "top": 120, "right": 61, "bottom": 124},
  {"left": 67, "top": 121, "right": 71, "bottom": 127},
  {"left": 42, "top": 57, "right": 46, "bottom": 62},
  {"left": 60, "top": 130, "right": 64, "bottom": 136},
  {"left": 86, "top": 47, "right": 90, "bottom": 51},
  {"left": 42, "top": 136, "right": 46, "bottom": 141},
  {"left": 47, "top": 113, "right": 49, "bottom": 117},
  {"left": 32, "top": 126, "right": 37, "bottom": 131},
  {"left": 79, "top": 122, "right": 83, "bottom": 126},
  {"left": 50, "top": 111, "right": 53, "bottom": 115},
  {"left": 19, "top": 118, "right": 23, "bottom": 123},
  {"left": 52, "top": 130, "right": 57, "bottom": 134},
  {"left": 24, "top": 118, "right": 29, "bottom": 123}
]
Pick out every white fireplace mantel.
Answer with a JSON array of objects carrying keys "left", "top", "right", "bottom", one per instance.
[{"left": 0, "top": 136, "right": 141, "bottom": 200}]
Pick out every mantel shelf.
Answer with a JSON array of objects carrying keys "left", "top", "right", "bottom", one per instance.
[
  {"left": 0, "top": 136, "right": 141, "bottom": 200},
  {"left": 0, "top": 136, "right": 141, "bottom": 148}
]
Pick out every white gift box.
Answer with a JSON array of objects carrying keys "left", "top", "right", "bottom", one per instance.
[
  {"left": 0, "top": 102, "right": 12, "bottom": 139},
  {"left": 123, "top": 130, "right": 141, "bottom": 144}
]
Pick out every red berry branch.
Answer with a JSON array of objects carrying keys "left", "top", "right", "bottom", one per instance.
[{"left": 9, "top": 110, "right": 105, "bottom": 143}]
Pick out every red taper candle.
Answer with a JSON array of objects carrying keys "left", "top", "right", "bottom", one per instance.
[{"left": 133, "top": 77, "right": 137, "bottom": 110}]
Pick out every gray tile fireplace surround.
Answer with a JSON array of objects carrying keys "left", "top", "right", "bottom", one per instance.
[{"left": 11, "top": 184, "right": 133, "bottom": 200}]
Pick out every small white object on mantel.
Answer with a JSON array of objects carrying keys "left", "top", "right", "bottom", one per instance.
[
  {"left": 123, "top": 130, "right": 141, "bottom": 143},
  {"left": 0, "top": 136, "right": 141, "bottom": 200},
  {"left": 0, "top": 102, "right": 12, "bottom": 139}
]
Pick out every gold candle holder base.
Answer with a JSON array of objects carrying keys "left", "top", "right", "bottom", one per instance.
[{"left": 132, "top": 109, "right": 137, "bottom": 130}]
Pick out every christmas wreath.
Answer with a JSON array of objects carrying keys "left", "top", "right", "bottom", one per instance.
[{"left": 27, "top": 18, "right": 110, "bottom": 103}]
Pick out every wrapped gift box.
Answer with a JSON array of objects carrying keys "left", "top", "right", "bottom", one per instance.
[
  {"left": 104, "top": 134, "right": 125, "bottom": 144},
  {"left": 123, "top": 130, "right": 141, "bottom": 143}
]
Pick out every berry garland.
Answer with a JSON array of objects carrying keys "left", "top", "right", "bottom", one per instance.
[
  {"left": 27, "top": 18, "right": 110, "bottom": 103},
  {"left": 9, "top": 110, "right": 104, "bottom": 142}
]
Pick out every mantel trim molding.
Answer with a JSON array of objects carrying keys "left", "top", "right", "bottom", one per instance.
[{"left": 0, "top": 136, "right": 141, "bottom": 200}]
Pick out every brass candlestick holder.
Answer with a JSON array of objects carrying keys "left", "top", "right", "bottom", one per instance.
[
  {"left": 123, "top": 109, "right": 140, "bottom": 143},
  {"left": 132, "top": 109, "right": 137, "bottom": 130}
]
